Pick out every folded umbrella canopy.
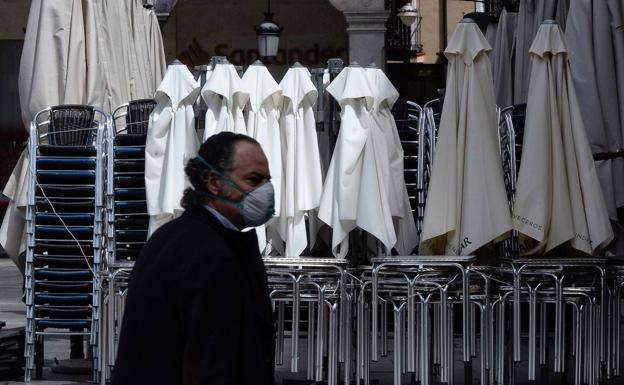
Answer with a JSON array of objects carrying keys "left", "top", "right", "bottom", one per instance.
[
  {"left": 419, "top": 20, "right": 512, "bottom": 256},
  {"left": 83, "top": 0, "right": 166, "bottom": 112},
  {"left": 513, "top": 21, "right": 613, "bottom": 255},
  {"left": 489, "top": 9, "right": 517, "bottom": 108},
  {"left": 145, "top": 62, "right": 200, "bottom": 235},
  {"left": 319, "top": 64, "right": 416, "bottom": 258},
  {"left": 18, "top": 0, "right": 87, "bottom": 128},
  {"left": 276, "top": 64, "right": 323, "bottom": 257},
  {"left": 241, "top": 61, "right": 282, "bottom": 252},
  {"left": 566, "top": 0, "right": 624, "bottom": 220},
  {"left": 1, "top": 0, "right": 87, "bottom": 273},
  {"left": 2, "top": 0, "right": 166, "bottom": 272},
  {"left": 241, "top": 61, "right": 282, "bottom": 214},
  {"left": 201, "top": 62, "right": 249, "bottom": 141},
  {"left": 513, "top": 0, "right": 568, "bottom": 105},
  {"left": 364, "top": 66, "right": 418, "bottom": 255}
]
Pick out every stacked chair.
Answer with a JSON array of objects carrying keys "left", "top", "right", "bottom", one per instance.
[
  {"left": 24, "top": 105, "right": 107, "bottom": 382},
  {"left": 99, "top": 99, "right": 155, "bottom": 383}
]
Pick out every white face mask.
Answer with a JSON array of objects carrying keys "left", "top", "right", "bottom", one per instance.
[{"left": 196, "top": 155, "right": 275, "bottom": 227}]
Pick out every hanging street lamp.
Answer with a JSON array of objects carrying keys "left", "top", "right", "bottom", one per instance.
[{"left": 255, "top": 0, "right": 283, "bottom": 58}]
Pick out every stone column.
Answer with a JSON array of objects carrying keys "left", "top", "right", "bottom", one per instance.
[{"left": 328, "top": 0, "right": 390, "bottom": 69}]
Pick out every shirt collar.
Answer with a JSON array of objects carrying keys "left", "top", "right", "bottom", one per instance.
[{"left": 203, "top": 205, "right": 240, "bottom": 231}]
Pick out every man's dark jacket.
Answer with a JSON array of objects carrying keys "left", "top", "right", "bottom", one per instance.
[{"left": 111, "top": 206, "right": 275, "bottom": 385}]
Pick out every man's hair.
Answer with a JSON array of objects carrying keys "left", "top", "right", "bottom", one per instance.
[{"left": 181, "top": 132, "right": 260, "bottom": 208}]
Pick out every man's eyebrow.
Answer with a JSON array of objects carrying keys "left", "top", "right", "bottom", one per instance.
[{"left": 246, "top": 171, "right": 270, "bottom": 178}]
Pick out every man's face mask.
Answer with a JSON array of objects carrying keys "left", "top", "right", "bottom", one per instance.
[{"left": 196, "top": 155, "right": 275, "bottom": 227}]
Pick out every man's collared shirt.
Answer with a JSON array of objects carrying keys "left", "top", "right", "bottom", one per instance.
[{"left": 203, "top": 205, "right": 240, "bottom": 231}]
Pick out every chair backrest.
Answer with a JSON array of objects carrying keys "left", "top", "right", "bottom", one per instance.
[
  {"left": 48, "top": 105, "right": 95, "bottom": 146},
  {"left": 125, "top": 99, "right": 156, "bottom": 135}
]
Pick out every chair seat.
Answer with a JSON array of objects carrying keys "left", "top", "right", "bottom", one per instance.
[
  {"left": 114, "top": 146, "right": 144, "bottom": 159},
  {"left": 36, "top": 198, "right": 95, "bottom": 213},
  {"left": 36, "top": 170, "right": 95, "bottom": 184},
  {"left": 35, "top": 306, "right": 92, "bottom": 319},
  {"left": 114, "top": 175, "right": 145, "bottom": 188},
  {"left": 114, "top": 216, "right": 149, "bottom": 229},
  {"left": 35, "top": 269, "right": 92, "bottom": 281},
  {"left": 115, "top": 159, "right": 145, "bottom": 172},
  {"left": 33, "top": 256, "right": 93, "bottom": 269},
  {"left": 34, "top": 242, "right": 94, "bottom": 256},
  {"left": 34, "top": 293, "right": 92, "bottom": 306},
  {"left": 115, "top": 230, "right": 148, "bottom": 243},
  {"left": 114, "top": 188, "right": 146, "bottom": 200},
  {"left": 36, "top": 185, "right": 96, "bottom": 198},
  {"left": 35, "top": 213, "right": 94, "bottom": 226},
  {"left": 35, "top": 225, "right": 93, "bottom": 241},
  {"left": 38, "top": 145, "right": 96, "bottom": 157},
  {"left": 36, "top": 157, "right": 96, "bottom": 170},
  {"left": 115, "top": 200, "right": 147, "bottom": 213},
  {"left": 115, "top": 134, "right": 147, "bottom": 147},
  {"left": 35, "top": 319, "right": 91, "bottom": 330},
  {"left": 35, "top": 281, "right": 93, "bottom": 293},
  {"left": 115, "top": 246, "right": 144, "bottom": 261}
]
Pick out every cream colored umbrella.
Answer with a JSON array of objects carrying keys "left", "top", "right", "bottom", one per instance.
[
  {"left": 18, "top": 0, "right": 86, "bottom": 127},
  {"left": 365, "top": 66, "right": 418, "bottom": 255},
  {"left": 1, "top": 0, "right": 87, "bottom": 273},
  {"left": 201, "top": 62, "right": 249, "bottom": 141},
  {"left": 419, "top": 20, "right": 512, "bottom": 256},
  {"left": 513, "top": 21, "right": 613, "bottom": 256},
  {"left": 145, "top": 62, "right": 201, "bottom": 235},
  {"left": 276, "top": 64, "right": 323, "bottom": 257},
  {"left": 241, "top": 61, "right": 282, "bottom": 252}
]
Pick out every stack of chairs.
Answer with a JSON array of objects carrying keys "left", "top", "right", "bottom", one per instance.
[
  {"left": 392, "top": 100, "right": 424, "bottom": 235},
  {"left": 106, "top": 99, "right": 154, "bottom": 266},
  {"left": 100, "top": 99, "right": 155, "bottom": 383},
  {"left": 24, "top": 105, "right": 107, "bottom": 382}
]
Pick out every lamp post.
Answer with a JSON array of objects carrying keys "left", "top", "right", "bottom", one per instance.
[{"left": 255, "top": 0, "right": 283, "bottom": 58}]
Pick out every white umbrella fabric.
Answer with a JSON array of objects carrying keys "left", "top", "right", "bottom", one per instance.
[
  {"left": 201, "top": 62, "right": 249, "bottom": 141},
  {"left": 566, "top": 0, "right": 624, "bottom": 220},
  {"left": 364, "top": 66, "right": 418, "bottom": 255},
  {"left": 145, "top": 62, "right": 201, "bottom": 235},
  {"left": 241, "top": 62, "right": 282, "bottom": 252},
  {"left": 276, "top": 64, "right": 324, "bottom": 257},
  {"left": 419, "top": 21, "right": 512, "bottom": 256},
  {"left": 319, "top": 65, "right": 412, "bottom": 258},
  {"left": 1, "top": 0, "right": 87, "bottom": 273},
  {"left": 512, "top": 21, "right": 613, "bottom": 256}
]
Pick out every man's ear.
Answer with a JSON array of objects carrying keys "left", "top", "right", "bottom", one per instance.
[{"left": 204, "top": 171, "right": 222, "bottom": 196}]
